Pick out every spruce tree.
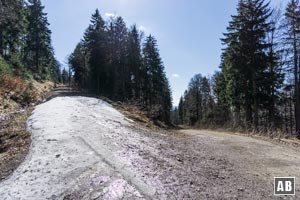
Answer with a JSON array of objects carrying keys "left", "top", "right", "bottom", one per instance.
[
  {"left": 25, "top": 0, "right": 53, "bottom": 79},
  {"left": 0, "top": 0, "right": 27, "bottom": 69},
  {"left": 84, "top": 9, "right": 107, "bottom": 94},
  {"left": 69, "top": 11, "right": 172, "bottom": 124},
  {"left": 212, "top": 71, "right": 230, "bottom": 125},
  {"left": 127, "top": 25, "right": 142, "bottom": 100},
  {"left": 221, "top": 0, "right": 272, "bottom": 130},
  {"left": 283, "top": 0, "right": 300, "bottom": 137},
  {"left": 69, "top": 42, "right": 88, "bottom": 88},
  {"left": 142, "top": 35, "right": 172, "bottom": 122},
  {"left": 111, "top": 16, "right": 128, "bottom": 100},
  {"left": 178, "top": 97, "right": 185, "bottom": 124}
]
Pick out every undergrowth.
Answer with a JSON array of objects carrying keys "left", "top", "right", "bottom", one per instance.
[{"left": 0, "top": 74, "right": 39, "bottom": 106}]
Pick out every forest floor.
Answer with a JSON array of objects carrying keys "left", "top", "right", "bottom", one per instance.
[{"left": 0, "top": 95, "right": 300, "bottom": 199}]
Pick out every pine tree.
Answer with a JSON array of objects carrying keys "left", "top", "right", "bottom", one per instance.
[
  {"left": 187, "top": 74, "right": 203, "bottom": 125},
  {"left": 211, "top": 71, "right": 230, "bottom": 125},
  {"left": 178, "top": 96, "right": 185, "bottom": 124},
  {"left": 170, "top": 107, "right": 180, "bottom": 125},
  {"left": 111, "top": 16, "right": 128, "bottom": 100},
  {"left": 61, "top": 68, "right": 68, "bottom": 85},
  {"left": 262, "top": 9, "right": 284, "bottom": 128},
  {"left": 221, "top": 0, "right": 272, "bottom": 130},
  {"left": 0, "top": 0, "right": 27, "bottom": 70},
  {"left": 25, "top": 0, "right": 53, "bottom": 79},
  {"left": 283, "top": 0, "right": 300, "bottom": 137},
  {"left": 83, "top": 9, "right": 107, "bottom": 94},
  {"left": 142, "top": 35, "right": 172, "bottom": 122},
  {"left": 68, "top": 42, "right": 88, "bottom": 88},
  {"left": 50, "top": 58, "right": 61, "bottom": 84},
  {"left": 0, "top": 0, "right": 20, "bottom": 56},
  {"left": 69, "top": 11, "right": 172, "bottom": 124},
  {"left": 127, "top": 25, "right": 142, "bottom": 100},
  {"left": 178, "top": 74, "right": 215, "bottom": 126}
]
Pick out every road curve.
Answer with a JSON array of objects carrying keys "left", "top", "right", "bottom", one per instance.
[{"left": 0, "top": 96, "right": 300, "bottom": 199}]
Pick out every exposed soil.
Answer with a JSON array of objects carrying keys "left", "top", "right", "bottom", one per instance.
[
  {"left": 1, "top": 96, "right": 299, "bottom": 199},
  {"left": 0, "top": 109, "right": 32, "bottom": 181},
  {"left": 0, "top": 85, "right": 75, "bottom": 181}
]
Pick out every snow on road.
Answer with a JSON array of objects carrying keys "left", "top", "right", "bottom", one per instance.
[
  {"left": 0, "top": 96, "right": 156, "bottom": 199},
  {"left": 1, "top": 96, "right": 300, "bottom": 199}
]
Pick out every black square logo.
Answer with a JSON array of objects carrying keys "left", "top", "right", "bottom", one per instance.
[{"left": 274, "top": 177, "right": 295, "bottom": 195}]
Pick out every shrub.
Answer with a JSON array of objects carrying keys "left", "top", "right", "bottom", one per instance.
[
  {"left": 0, "top": 74, "right": 38, "bottom": 106},
  {"left": 0, "top": 56, "right": 13, "bottom": 75}
]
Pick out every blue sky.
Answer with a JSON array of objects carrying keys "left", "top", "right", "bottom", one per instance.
[{"left": 42, "top": 0, "right": 288, "bottom": 106}]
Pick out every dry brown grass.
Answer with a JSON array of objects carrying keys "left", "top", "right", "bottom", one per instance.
[
  {"left": 0, "top": 74, "right": 54, "bottom": 115},
  {"left": 0, "top": 75, "right": 55, "bottom": 180}
]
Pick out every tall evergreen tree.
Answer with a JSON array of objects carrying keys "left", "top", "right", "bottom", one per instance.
[
  {"left": 0, "top": 0, "right": 27, "bottom": 68},
  {"left": 25, "top": 0, "right": 53, "bottom": 79},
  {"left": 142, "top": 35, "right": 172, "bottom": 122},
  {"left": 69, "top": 42, "right": 88, "bottom": 88},
  {"left": 61, "top": 68, "right": 68, "bottom": 85},
  {"left": 178, "top": 74, "right": 216, "bottom": 126},
  {"left": 178, "top": 96, "right": 185, "bottom": 124},
  {"left": 110, "top": 16, "right": 128, "bottom": 100},
  {"left": 221, "top": 0, "right": 273, "bottom": 130},
  {"left": 211, "top": 71, "right": 230, "bottom": 125},
  {"left": 283, "top": 0, "right": 300, "bottom": 137},
  {"left": 83, "top": 9, "right": 107, "bottom": 94},
  {"left": 127, "top": 25, "right": 142, "bottom": 100},
  {"left": 69, "top": 11, "right": 172, "bottom": 124}
]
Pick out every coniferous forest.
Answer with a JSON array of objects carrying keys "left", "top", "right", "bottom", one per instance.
[
  {"left": 68, "top": 10, "right": 172, "bottom": 124},
  {"left": 2, "top": 0, "right": 300, "bottom": 137},
  {"left": 3, "top": 1, "right": 300, "bottom": 198},
  {"left": 0, "top": 0, "right": 60, "bottom": 81},
  {"left": 176, "top": 0, "right": 300, "bottom": 138}
]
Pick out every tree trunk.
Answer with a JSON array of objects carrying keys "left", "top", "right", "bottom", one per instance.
[
  {"left": 296, "top": 93, "right": 300, "bottom": 138},
  {"left": 35, "top": 50, "right": 39, "bottom": 72},
  {"left": 268, "top": 44, "right": 275, "bottom": 128},
  {"left": 0, "top": 26, "right": 3, "bottom": 57},
  {"left": 253, "top": 78, "right": 258, "bottom": 131},
  {"left": 69, "top": 67, "right": 71, "bottom": 87},
  {"left": 290, "top": 93, "right": 294, "bottom": 135},
  {"left": 293, "top": 33, "right": 300, "bottom": 138},
  {"left": 233, "top": 106, "right": 241, "bottom": 128}
]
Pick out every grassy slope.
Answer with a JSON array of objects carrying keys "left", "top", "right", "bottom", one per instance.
[{"left": 0, "top": 74, "right": 54, "bottom": 180}]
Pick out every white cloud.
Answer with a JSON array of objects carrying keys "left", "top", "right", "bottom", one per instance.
[
  {"left": 172, "top": 74, "right": 180, "bottom": 78},
  {"left": 104, "top": 12, "right": 116, "bottom": 18},
  {"left": 138, "top": 25, "right": 147, "bottom": 32},
  {"left": 138, "top": 25, "right": 152, "bottom": 34}
]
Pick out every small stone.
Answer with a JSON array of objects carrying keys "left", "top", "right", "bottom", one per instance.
[{"left": 90, "top": 190, "right": 104, "bottom": 200}]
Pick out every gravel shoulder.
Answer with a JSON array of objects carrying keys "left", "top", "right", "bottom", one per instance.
[{"left": 0, "top": 96, "right": 299, "bottom": 199}]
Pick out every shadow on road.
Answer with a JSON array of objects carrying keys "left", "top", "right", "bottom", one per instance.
[{"left": 46, "top": 86, "right": 88, "bottom": 101}]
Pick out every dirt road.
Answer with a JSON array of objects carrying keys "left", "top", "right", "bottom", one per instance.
[{"left": 0, "top": 96, "right": 299, "bottom": 199}]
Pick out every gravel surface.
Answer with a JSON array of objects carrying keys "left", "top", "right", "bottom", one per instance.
[{"left": 0, "top": 96, "right": 299, "bottom": 199}]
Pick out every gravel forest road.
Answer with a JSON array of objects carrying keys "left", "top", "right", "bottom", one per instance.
[{"left": 0, "top": 96, "right": 300, "bottom": 200}]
